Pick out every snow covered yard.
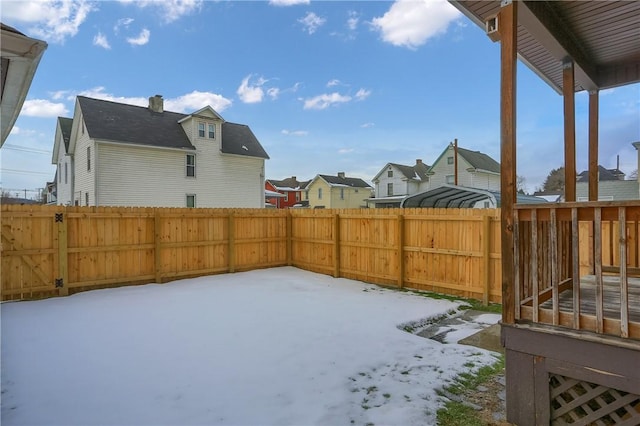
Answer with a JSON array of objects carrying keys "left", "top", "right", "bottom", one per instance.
[{"left": 1, "top": 267, "right": 499, "bottom": 426}]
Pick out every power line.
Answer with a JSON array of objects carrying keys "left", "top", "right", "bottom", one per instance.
[
  {"left": 2, "top": 144, "right": 52, "bottom": 154},
  {"left": 0, "top": 168, "right": 53, "bottom": 176}
]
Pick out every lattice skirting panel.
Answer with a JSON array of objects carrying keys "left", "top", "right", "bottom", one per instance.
[{"left": 550, "top": 374, "right": 640, "bottom": 425}]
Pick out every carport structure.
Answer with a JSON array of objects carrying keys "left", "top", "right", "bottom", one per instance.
[
  {"left": 449, "top": 1, "right": 640, "bottom": 424},
  {"left": 401, "top": 184, "right": 547, "bottom": 208}
]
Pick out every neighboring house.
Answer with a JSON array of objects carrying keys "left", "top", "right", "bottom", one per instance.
[
  {"left": 51, "top": 117, "right": 74, "bottom": 205},
  {"left": 265, "top": 176, "right": 310, "bottom": 208},
  {"left": 575, "top": 154, "right": 640, "bottom": 201},
  {"left": 305, "top": 172, "right": 372, "bottom": 209},
  {"left": 45, "top": 180, "right": 56, "bottom": 204},
  {"left": 368, "top": 159, "right": 430, "bottom": 208},
  {"left": 427, "top": 142, "right": 500, "bottom": 191},
  {"left": 576, "top": 165, "right": 625, "bottom": 183},
  {"left": 1, "top": 23, "right": 47, "bottom": 145},
  {"left": 53, "top": 95, "right": 269, "bottom": 208}
]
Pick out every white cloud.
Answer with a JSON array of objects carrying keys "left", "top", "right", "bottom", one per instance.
[
  {"left": 269, "top": 0, "right": 310, "bottom": 5},
  {"left": 165, "top": 91, "right": 232, "bottom": 113},
  {"left": 298, "top": 12, "right": 326, "bottom": 35},
  {"left": 371, "top": 0, "right": 461, "bottom": 49},
  {"left": 118, "top": 0, "right": 202, "bottom": 23},
  {"left": 1, "top": 0, "right": 95, "bottom": 43},
  {"left": 21, "top": 99, "right": 69, "bottom": 117},
  {"left": 267, "top": 88, "right": 280, "bottom": 100},
  {"left": 73, "top": 87, "right": 232, "bottom": 113},
  {"left": 338, "top": 148, "right": 354, "bottom": 154},
  {"left": 93, "top": 32, "right": 111, "bottom": 49},
  {"left": 281, "top": 129, "right": 309, "bottom": 136},
  {"left": 75, "top": 87, "right": 147, "bottom": 106},
  {"left": 126, "top": 28, "right": 150, "bottom": 46},
  {"left": 49, "top": 90, "right": 70, "bottom": 100},
  {"left": 327, "top": 79, "right": 342, "bottom": 88},
  {"left": 303, "top": 92, "right": 352, "bottom": 110},
  {"left": 355, "top": 88, "right": 371, "bottom": 101},
  {"left": 360, "top": 122, "right": 375, "bottom": 128},
  {"left": 237, "top": 75, "right": 265, "bottom": 104},
  {"left": 114, "top": 17, "right": 134, "bottom": 34},
  {"left": 347, "top": 11, "right": 359, "bottom": 31}
]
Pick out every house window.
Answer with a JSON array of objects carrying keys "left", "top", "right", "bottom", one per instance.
[
  {"left": 87, "top": 147, "right": 91, "bottom": 171},
  {"left": 198, "top": 123, "right": 205, "bottom": 138},
  {"left": 340, "top": 188, "right": 344, "bottom": 200},
  {"left": 186, "top": 194, "right": 196, "bottom": 208},
  {"left": 208, "top": 124, "right": 215, "bottom": 139},
  {"left": 446, "top": 175, "right": 455, "bottom": 184},
  {"left": 388, "top": 170, "right": 393, "bottom": 178},
  {"left": 59, "top": 163, "right": 62, "bottom": 182},
  {"left": 82, "top": 120, "right": 85, "bottom": 135},
  {"left": 65, "top": 163, "right": 68, "bottom": 184},
  {"left": 447, "top": 156, "right": 454, "bottom": 165},
  {"left": 285, "top": 193, "right": 289, "bottom": 202},
  {"left": 85, "top": 192, "right": 89, "bottom": 206},
  {"left": 186, "top": 154, "right": 195, "bottom": 177},
  {"left": 387, "top": 183, "right": 393, "bottom": 196},
  {"left": 296, "top": 192, "right": 300, "bottom": 201},
  {"left": 305, "top": 190, "right": 309, "bottom": 200},
  {"left": 318, "top": 188, "right": 322, "bottom": 199}
]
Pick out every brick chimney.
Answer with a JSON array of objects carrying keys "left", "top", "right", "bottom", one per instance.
[
  {"left": 416, "top": 159, "right": 422, "bottom": 165},
  {"left": 292, "top": 176, "right": 297, "bottom": 181},
  {"left": 148, "top": 95, "right": 164, "bottom": 113},
  {"left": 337, "top": 172, "right": 345, "bottom": 179}
]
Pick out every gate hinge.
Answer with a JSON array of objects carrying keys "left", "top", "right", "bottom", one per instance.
[
  {"left": 55, "top": 278, "right": 64, "bottom": 288},
  {"left": 55, "top": 213, "right": 64, "bottom": 223}
]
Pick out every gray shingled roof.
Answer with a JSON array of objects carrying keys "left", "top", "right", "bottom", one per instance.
[
  {"left": 221, "top": 122, "right": 269, "bottom": 159},
  {"left": 457, "top": 147, "right": 500, "bottom": 173},
  {"left": 77, "top": 96, "right": 269, "bottom": 159},
  {"left": 268, "top": 177, "right": 304, "bottom": 189},
  {"left": 78, "top": 96, "right": 194, "bottom": 150},
  {"left": 319, "top": 174, "right": 372, "bottom": 188},
  {"left": 390, "top": 163, "right": 418, "bottom": 180},
  {"left": 576, "top": 165, "right": 624, "bottom": 183},
  {"left": 414, "top": 162, "right": 430, "bottom": 180},
  {"left": 58, "top": 117, "right": 72, "bottom": 152}
]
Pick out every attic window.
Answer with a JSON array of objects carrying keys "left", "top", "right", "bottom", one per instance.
[
  {"left": 388, "top": 170, "right": 393, "bottom": 178},
  {"left": 208, "top": 124, "right": 215, "bottom": 139},
  {"left": 447, "top": 156, "right": 454, "bottom": 165},
  {"left": 198, "top": 123, "right": 205, "bottom": 138}
]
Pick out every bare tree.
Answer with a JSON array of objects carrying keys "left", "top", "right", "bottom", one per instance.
[{"left": 516, "top": 175, "right": 528, "bottom": 195}]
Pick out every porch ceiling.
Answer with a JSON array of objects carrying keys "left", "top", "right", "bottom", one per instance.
[{"left": 449, "top": 0, "right": 640, "bottom": 93}]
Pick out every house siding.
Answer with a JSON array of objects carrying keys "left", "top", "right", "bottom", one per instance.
[
  {"left": 429, "top": 145, "right": 500, "bottom": 191},
  {"left": 307, "top": 179, "right": 331, "bottom": 208},
  {"left": 576, "top": 180, "right": 639, "bottom": 201},
  {"left": 73, "top": 118, "right": 95, "bottom": 206},
  {"left": 96, "top": 143, "right": 264, "bottom": 208},
  {"left": 330, "top": 186, "right": 370, "bottom": 208},
  {"left": 55, "top": 136, "right": 73, "bottom": 206},
  {"left": 375, "top": 165, "right": 410, "bottom": 198}
]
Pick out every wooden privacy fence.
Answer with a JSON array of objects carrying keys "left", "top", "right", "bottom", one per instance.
[{"left": 1, "top": 205, "right": 502, "bottom": 303}]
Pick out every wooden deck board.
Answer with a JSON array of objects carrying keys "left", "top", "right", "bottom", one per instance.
[{"left": 539, "top": 275, "right": 640, "bottom": 322}]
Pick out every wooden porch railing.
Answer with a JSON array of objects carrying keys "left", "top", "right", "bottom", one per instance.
[{"left": 514, "top": 201, "right": 640, "bottom": 339}]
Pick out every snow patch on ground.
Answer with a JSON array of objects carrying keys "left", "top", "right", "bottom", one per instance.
[{"left": 1, "top": 267, "right": 499, "bottom": 426}]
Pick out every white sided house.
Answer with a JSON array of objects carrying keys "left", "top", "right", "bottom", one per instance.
[
  {"left": 51, "top": 117, "right": 73, "bottom": 205},
  {"left": 368, "top": 160, "right": 430, "bottom": 208},
  {"left": 53, "top": 95, "right": 269, "bottom": 208},
  {"left": 427, "top": 143, "right": 500, "bottom": 191}
]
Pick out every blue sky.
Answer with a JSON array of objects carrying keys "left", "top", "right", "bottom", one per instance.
[{"left": 2, "top": 0, "right": 639, "bottom": 199}]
